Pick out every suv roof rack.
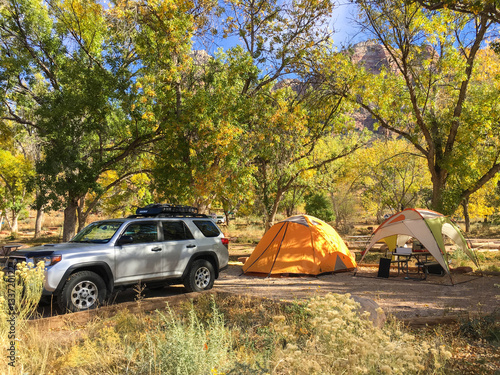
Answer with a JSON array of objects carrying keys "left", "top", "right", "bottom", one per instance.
[
  {"left": 128, "top": 213, "right": 209, "bottom": 218},
  {"left": 129, "top": 203, "right": 209, "bottom": 219}
]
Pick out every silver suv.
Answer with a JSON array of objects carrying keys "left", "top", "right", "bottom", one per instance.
[{"left": 6, "top": 205, "right": 229, "bottom": 312}]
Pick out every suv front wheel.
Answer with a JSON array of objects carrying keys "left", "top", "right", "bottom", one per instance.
[
  {"left": 58, "top": 271, "right": 107, "bottom": 312},
  {"left": 183, "top": 259, "right": 215, "bottom": 292}
]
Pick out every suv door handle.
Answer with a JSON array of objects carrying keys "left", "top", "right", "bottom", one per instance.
[
  {"left": 186, "top": 244, "right": 196, "bottom": 248},
  {"left": 151, "top": 247, "right": 162, "bottom": 252}
]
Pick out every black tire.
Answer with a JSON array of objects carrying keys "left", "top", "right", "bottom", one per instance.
[
  {"left": 58, "top": 271, "right": 107, "bottom": 312},
  {"left": 183, "top": 259, "right": 215, "bottom": 292}
]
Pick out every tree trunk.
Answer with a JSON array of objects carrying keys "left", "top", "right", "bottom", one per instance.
[
  {"left": 264, "top": 191, "right": 284, "bottom": 232},
  {"left": 376, "top": 212, "right": 382, "bottom": 224},
  {"left": 195, "top": 198, "right": 211, "bottom": 215},
  {"left": 462, "top": 198, "right": 470, "bottom": 233},
  {"left": 77, "top": 195, "right": 88, "bottom": 233},
  {"left": 10, "top": 211, "right": 19, "bottom": 234},
  {"left": 34, "top": 207, "right": 45, "bottom": 239},
  {"left": 3, "top": 213, "right": 12, "bottom": 231},
  {"left": 430, "top": 169, "right": 447, "bottom": 213},
  {"left": 63, "top": 198, "right": 79, "bottom": 242},
  {"left": 330, "top": 191, "right": 343, "bottom": 229}
]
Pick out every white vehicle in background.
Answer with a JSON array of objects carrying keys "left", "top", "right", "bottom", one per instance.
[
  {"left": 210, "top": 213, "right": 226, "bottom": 225},
  {"left": 214, "top": 215, "right": 226, "bottom": 225}
]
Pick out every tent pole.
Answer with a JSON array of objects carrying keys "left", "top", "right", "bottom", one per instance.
[
  {"left": 267, "top": 222, "right": 290, "bottom": 278},
  {"left": 354, "top": 241, "right": 374, "bottom": 277},
  {"left": 243, "top": 224, "right": 287, "bottom": 274}
]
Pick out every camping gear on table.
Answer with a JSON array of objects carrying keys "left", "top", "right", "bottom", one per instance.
[
  {"left": 359, "top": 208, "right": 479, "bottom": 283},
  {"left": 242, "top": 215, "right": 356, "bottom": 276}
]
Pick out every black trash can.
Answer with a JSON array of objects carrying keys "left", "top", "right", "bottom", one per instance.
[{"left": 377, "top": 257, "right": 391, "bottom": 278}]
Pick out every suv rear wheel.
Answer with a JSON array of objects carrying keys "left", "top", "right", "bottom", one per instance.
[
  {"left": 183, "top": 259, "right": 215, "bottom": 292},
  {"left": 58, "top": 271, "right": 107, "bottom": 312}
]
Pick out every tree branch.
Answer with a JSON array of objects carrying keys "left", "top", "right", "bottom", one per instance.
[{"left": 446, "top": 15, "right": 490, "bottom": 155}]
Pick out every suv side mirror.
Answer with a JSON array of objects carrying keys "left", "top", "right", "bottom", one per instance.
[{"left": 117, "top": 235, "right": 134, "bottom": 246}]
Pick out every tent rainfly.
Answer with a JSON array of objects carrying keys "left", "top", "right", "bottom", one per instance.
[
  {"left": 358, "top": 208, "right": 479, "bottom": 282},
  {"left": 242, "top": 215, "right": 356, "bottom": 276}
]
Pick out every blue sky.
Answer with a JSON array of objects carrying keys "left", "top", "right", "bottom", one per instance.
[
  {"left": 194, "top": 1, "right": 366, "bottom": 54},
  {"left": 330, "top": 0, "right": 365, "bottom": 48}
]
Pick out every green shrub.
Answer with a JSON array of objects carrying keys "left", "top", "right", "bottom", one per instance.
[
  {"left": 459, "top": 313, "right": 500, "bottom": 343},
  {"left": 138, "top": 300, "right": 233, "bottom": 374},
  {"left": 305, "top": 193, "right": 335, "bottom": 222}
]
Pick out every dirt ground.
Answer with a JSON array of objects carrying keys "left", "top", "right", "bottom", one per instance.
[{"left": 217, "top": 247, "right": 500, "bottom": 321}]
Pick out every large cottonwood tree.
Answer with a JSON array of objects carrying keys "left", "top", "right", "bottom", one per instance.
[
  {"left": 152, "top": 0, "right": 364, "bottom": 230},
  {"left": 330, "top": 0, "right": 500, "bottom": 215},
  {"left": 0, "top": 0, "right": 209, "bottom": 240},
  {"left": 219, "top": 0, "right": 366, "bottom": 230}
]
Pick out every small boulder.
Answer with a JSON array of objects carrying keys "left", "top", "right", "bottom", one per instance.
[{"left": 351, "top": 295, "right": 387, "bottom": 328}]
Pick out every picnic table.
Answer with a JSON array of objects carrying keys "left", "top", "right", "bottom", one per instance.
[
  {"left": 1, "top": 243, "right": 23, "bottom": 256},
  {"left": 346, "top": 236, "right": 371, "bottom": 249},
  {"left": 391, "top": 249, "right": 433, "bottom": 279}
]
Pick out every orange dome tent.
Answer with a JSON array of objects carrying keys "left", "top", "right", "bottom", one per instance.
[{"left": 242, "top": 215, "right": 356, "bottom": 276}]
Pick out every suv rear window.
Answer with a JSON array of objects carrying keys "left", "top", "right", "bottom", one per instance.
[
  {"left": 162, "top": 221, "right": 194, "bottom": 241},
  {"left": 193, "top": 220, "right": 221, "bottom": 237}
]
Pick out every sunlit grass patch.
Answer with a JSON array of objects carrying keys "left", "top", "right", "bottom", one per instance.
[
  {"left": 225, "top": 218, "right": 264, "bottom": 244},
  {"left": 449, "top": 249, "right": 500, "bottom": 273},
  {"left": 1, "top": 290, "right": 494, "bottom": 374},
  {"left": 271, "top": 293, "right": 451, "bottom": 374},
  {"left": 0, "top": 261, "right": 45, "bottom": 372}
]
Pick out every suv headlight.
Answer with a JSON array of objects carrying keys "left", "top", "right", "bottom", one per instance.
[{"left": 33, "top": 255, "right": 62, "bottom": 267}]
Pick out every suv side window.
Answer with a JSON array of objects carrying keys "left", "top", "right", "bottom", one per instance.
[
  {"left": 193, "top": 220, "right": 220, "bottom": 237},
  {"left": 162, "top": 221, "right": 194, "bottom": 241},
  {"left": 122, "top": 222, "right": 159, "bottom": 244}
]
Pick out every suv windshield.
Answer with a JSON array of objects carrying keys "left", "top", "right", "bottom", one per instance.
[{"left": 71, "top": 221, "right": 123, "bottom": 243}]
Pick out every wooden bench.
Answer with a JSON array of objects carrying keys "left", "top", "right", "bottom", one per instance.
[{"left": 346, "top": 236, "right": 371, "bottom": 249}]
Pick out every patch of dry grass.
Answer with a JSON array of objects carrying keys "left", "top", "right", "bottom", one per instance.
[
  {"left": 469, "top": 223, "right": 500, "bottom": 238},
  {"left": 450, "top": 250, "right": 500, "bottom": 273},
  {"left": 224, "top": 216, "right": 265, "bottom": 244},
  {"left": 2, "top": 291, "right": 499, "bottom": 374},
  {"left": 410, "top": 315, "right": 500, "bottom": 375}
]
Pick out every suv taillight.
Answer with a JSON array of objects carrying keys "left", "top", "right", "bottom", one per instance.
[{"left": 221, "top": 238, "right": 229, "bottom": 248}]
